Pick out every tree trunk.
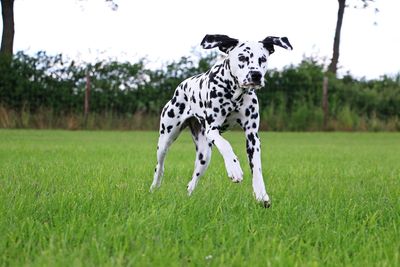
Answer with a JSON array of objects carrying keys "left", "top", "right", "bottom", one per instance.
[
  {"left": 84, "top": 68, "right": 91, "bottom": 127},
  {"left": 0, "top": 0, "right": 15, "bottom": 56},
  {"left": 328, "top": 0, "right": 346, "bottom": 75},
  {"left": 322, "top": 76, "right": 329, "bottom": 130}
]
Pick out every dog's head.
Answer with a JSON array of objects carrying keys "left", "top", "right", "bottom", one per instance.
[{"left": 201, "top": 34, "right": 292, "bottom": 89}]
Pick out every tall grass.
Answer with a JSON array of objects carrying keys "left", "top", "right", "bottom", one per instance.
[
  {"left": 0, "top": 130, "right": 399, "bottom": 266},
  {"left": 0, "top": 106, "right": 160, "bottom": 130},
  {"left": 1, "top": 106, "right": 399, "bottom": 131}
]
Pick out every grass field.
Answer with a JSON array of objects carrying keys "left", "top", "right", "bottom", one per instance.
[{"left": 0, "top": 130, "right": 399, "bottom": 266}]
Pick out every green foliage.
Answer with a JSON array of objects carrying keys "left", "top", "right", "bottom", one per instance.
[
  {"left": 0, "top": 51, "right": 85, "bottom": 113},
  {"left": 0, "top": 52, "right": 399, "bottom": 130},
  {"left": 260, "top": 59, "right": 325, "bottom": 113}
]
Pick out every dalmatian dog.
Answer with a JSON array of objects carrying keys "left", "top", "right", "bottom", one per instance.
[{"left": 150, "top": 34, "right": 292, "bottom": 207}]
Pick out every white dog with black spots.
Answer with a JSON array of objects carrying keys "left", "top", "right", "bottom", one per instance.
[{"left": 151, "top": 34, "right": 292, "bottom": 208}]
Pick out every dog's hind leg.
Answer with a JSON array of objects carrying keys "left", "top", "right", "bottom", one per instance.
[
  {"left": 150, "top": 103, "right": 185, "bottom": 191},
  {"left": 187, "top": 118, "right": 212, "bottom": 195}
]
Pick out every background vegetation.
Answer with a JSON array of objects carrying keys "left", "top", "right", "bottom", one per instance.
[{"left": 0, "top": 51, "right": 399, "bottom": 131}]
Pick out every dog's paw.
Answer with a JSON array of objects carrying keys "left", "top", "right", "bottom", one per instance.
[
  {"left": 262, "top": 199, "right": 271, "bottom": 208},
  {"left": 225, "top": 158, "right": 243, "bottom": 183},
  {"left": 254, "top": 191, "right": 271, "bottom": 208},
  {"left": 187, "top": 180, "right": 196, "bottom": 196},
  {"left": 231, "top": 175, "right": 243, "bottom": 183},
  {"left": 149, "top": 181, "right": 160, "bottom": 192},
  {"left": 149, "top": 183, "right": 156, "bottom": 192}
]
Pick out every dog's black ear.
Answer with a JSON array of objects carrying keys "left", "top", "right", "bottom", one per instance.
[
  {"left": 260, "top": 36, "right": 293, "bottom": 55},
  {"left": 201, "top": 34, "right": 239, "bottom": 53}
]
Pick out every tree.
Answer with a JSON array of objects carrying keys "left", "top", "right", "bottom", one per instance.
[
  {"left": 328, "top": 0, "right": 376, "bottom": 75},
  {"left": 0, "top": 0, "right": 14, "bottom": 57},
  {"left": 0, "top": 0, "right": 118, "bottom": 58}
]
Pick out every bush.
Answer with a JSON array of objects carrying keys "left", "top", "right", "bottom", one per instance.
[{"left": 0, "top": 52, "right": 399, "bottom": 131}]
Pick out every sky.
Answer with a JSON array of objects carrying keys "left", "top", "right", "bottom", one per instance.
[{"left": 2, "top": 0, "right": 400, "bottom": 79}]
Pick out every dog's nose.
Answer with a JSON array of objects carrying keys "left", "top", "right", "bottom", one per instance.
[{"left": 250, "top": 71, "right": 262, "bottom": 83}]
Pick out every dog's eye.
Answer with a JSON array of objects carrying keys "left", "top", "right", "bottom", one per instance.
[
  {"left": 238, "top": 55, "right": 248, "bottom": 62},
  {"left": 258, "top": 56, "right": 267, "bottom": 66}
]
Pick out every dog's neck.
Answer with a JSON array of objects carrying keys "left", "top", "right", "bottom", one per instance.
[{"left": 208, "top": 58, "right": 245, "bottom": 101}]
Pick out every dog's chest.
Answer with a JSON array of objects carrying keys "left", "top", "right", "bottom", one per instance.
[{"left": 190, "top": 77, "right": 236, "bottom": 103}]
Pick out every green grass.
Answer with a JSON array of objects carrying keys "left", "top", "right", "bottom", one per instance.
[{"left": 0, "top": 130, "right": 399, "bottom": 266}]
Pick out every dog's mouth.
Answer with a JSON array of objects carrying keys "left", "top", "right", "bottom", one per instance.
[{"left": 240, "top": 82, "right": 263, "bottom": 89}]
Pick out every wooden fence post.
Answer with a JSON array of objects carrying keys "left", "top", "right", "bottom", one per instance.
[
  {"left": 322, "top": 76, "right": 329, "bottom": 130},
  {"left": 84, "top": 68, "right": 91, "bottom": 127}
]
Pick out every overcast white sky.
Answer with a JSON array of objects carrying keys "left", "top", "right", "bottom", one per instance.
[{"left": 2, "top": 0, "right": 400, "bottom": 79}]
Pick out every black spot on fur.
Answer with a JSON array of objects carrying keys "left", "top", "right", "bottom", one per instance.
[
  {"left": 224, "top": 92, "right": 233, "bottom": 99},
  {"left": 209, "top": 71, "right": 217, "bottom": 84},
  {"left": 206, "top": 114, "right": 215, "bottom": 124},
  {"left": 160, "top": 123, "right": 165, "bottom": 134},
  {"left": 246, "top": 140, "right": 255, "bottom": 173},
  {"left": 162, "top": 105, "right": 169, "bottom": 117},
  {"left": 247, "top": 133, "right": 256, "bottom": 146},
  {"left": 251, "top": 113, "right": 259, "bottom": 120},
  {"left": 167, "top": 109, "right": 175, "bottom": 118},
  {"left": 166, "top": 125, "right": 173, "bottom": 133},
  {"left": 179, "top": 103, "right": 185, "bottom": 114},
  {"left": 210, "top": 90, "right": 218, "bottom": 98}
]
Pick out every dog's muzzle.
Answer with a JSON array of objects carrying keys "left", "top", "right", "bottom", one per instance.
[
  {"left": 250, "top": 71, "right": 262, "bottom": 83},
  {"left": 242, "top": 71, "right": 264, "bottom": 89}
]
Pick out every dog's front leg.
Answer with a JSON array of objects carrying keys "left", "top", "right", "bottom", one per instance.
[
  {"left": 206, "top": 128, "right": 243, "bottom": 182},
  {"left": 239, "top": 93, "right": 270, "bottom": 207},
  {"left": 245, "top": 129, "right": 271, "bottom": 207}
]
